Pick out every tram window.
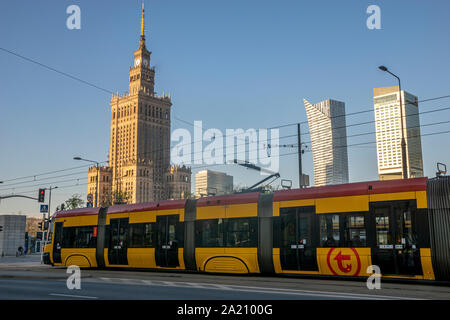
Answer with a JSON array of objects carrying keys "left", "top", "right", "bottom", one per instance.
[
  {"left": 320, "top": 215, "right": 340, "bottom": 247},
  {"left": 47, "top": 220, "right": 54, "bottom": 243},
  {"left": 130, "top": 223, "right": 155, "bottom": 248},
  {"left": 169, "top": 224, "right": 176, "bottom": 242},
  {"left": 129, "top": 224, "right": 143, "bottom": 247},
  {"left": 225, "top": 218, "right": 257, "bottom": 247},
  {"left": 375, "top": 216, "right": 391, "bottom": 245},
  {"left": 195, "top": 219, "right": 224, "bottom": 247},
  {"left": 62, "top": 226, "right": 96, "bottom": 248},
  {"left": 344, "top": 215, "right": 366, "bottom": 247},
  {"left": 143, "top": 223, "right": 155, "bottom": 247},
  {"left": 62, "top": 228, "right": 76, "bottom": 248},
  {"left": 395, "top": 209, "right": 417, "bottom": 248}
]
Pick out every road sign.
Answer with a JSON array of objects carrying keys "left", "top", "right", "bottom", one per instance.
[
  {"left": 87, "top": 194, "right": 93, "bottom": 202},
  {"left": 40, "top": 204, "right": 49, "bottom": 213},
  {"left": 86, "top": 202, "right": 93, "bottom": 208}
]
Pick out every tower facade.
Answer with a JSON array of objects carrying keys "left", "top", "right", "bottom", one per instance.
[
  {"left": 374, "top": 86, "right": 424, "bottom": 180},
  {"left": 87, "top": 4, "right": 190, "bottom": 205},
  {"left": 304, "top": 99, "right": 349, "bottom": 186},
  {"left": 109, "top": 3, "right": 172, "bottom": 203}
]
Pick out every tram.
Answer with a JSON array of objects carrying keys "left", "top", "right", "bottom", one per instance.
[{"left": 43, "top": 176, "right": 450, "bottom": 281}]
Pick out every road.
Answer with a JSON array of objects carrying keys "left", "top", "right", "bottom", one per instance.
[{"left": 0, "top": 254, "right": 449, "bottom": 300}]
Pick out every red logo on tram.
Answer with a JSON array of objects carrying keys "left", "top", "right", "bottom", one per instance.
[{"left": 326, "top": 248, "right": 361, "bottom": 276}]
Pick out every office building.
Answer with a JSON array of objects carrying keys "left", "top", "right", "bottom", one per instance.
[
  {"left": 374, "top": 86, "right": 424, "bottom": 180},
  {"left": 195, "top": 170, "right": 233, "bottom": 198},
  {"left": 303, "top": 99, "right": 349, "bottom": 186}
]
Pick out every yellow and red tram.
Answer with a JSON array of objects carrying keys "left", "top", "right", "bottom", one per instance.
[{"left": 43, "top": 176, "right": 450, "bottom": 282}]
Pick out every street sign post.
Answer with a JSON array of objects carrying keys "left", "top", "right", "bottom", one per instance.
[{"left": 40, "top": 204, "right": 49, "bottom": 213}]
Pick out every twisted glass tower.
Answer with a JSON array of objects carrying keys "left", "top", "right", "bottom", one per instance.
[{"left": 303, "top": 99, "right": 349, "bottom": 186}]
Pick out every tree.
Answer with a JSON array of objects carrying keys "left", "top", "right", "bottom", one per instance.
[
  {"left": 182, "top": 191, "right": 195, "bottom": 200},
  {"left": 111, "top": 190, "right": 130, "bottom": 205},
  {"left": 64, "top": 194, "right": 84, "bottom": 210}
]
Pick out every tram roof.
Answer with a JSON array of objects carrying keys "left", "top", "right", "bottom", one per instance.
[{"left": 273, "top": 177, "right": 428, "bottom": 202}]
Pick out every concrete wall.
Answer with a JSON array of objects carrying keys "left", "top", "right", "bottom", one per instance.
[{"left": 0, "top": 215, "right": 26, "bottom": 256}]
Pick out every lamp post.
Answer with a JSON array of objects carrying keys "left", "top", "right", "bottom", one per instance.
[
  {"left": 378, "top": 66, "right": 408, "bottom": 180},
  {"left": 74, "top": 157, "right": 100, "bottom": 207}
]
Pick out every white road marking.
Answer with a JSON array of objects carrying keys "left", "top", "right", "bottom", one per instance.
[
  {"left": 49, "top": 293, "right": 98, "bottom": 299},
  {"left": 92, "top": 277, "right": 423, "bottom": 300}
]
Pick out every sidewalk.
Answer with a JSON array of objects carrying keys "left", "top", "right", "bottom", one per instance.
[{"left": 0, "top": 253, "right": 43, "bottom": 266}]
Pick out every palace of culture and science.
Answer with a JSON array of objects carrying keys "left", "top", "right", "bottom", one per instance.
[{"left": 87, "top": 4, "right": 191, "bottom": 205}]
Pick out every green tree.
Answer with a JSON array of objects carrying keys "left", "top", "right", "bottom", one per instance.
[
  {"left": 64, "top": 194, "right": 84, "bottom": 210},
  {"left": 111, "top": 190, "right": 130, "bottom": 205},
  {"left": 182, "top": 191, "right": 195, "bottom": 200}
]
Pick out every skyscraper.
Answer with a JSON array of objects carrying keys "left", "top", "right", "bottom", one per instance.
[
  {"left": 195, "top": 170, "right": 233, "bottom": 198},
  {"left": 303, "top": 99, "right": 349, "bottom": 186},
  {"left": 87, "top": 4, "right": 190, "bottom": 205},
  {"left": 373, "top": 86, "right": 424, "bottom": 180}
]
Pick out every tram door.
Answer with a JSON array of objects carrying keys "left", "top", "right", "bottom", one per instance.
[
  {"left": 371, "top": 202, "right": 422, "bottom": 276},
  {"left": 108, "top": 218, "right": 129, "bottom": 265},
  {"left": 52, "top": 222, "right": 63, "bottom": 263},
  {"left": 155, "top": 215, "right": 180, "bottom": 268},
  {"left": 280, "top": 207, "right": 318, "bottom": 271}
]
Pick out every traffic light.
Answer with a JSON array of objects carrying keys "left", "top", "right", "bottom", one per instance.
[
  {"left": 0, "top": 225, "right": 3, "bottom": 232},
  {"left": 43, "top": 220, "right": 49, "bottom": 231},
  {"left": 38, "top": 221, "right": 43, "bottom": 230},
  {"left": 38, "top": 188, "right": 45, "bottom": 202}
]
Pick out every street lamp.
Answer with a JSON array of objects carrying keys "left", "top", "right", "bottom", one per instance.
[
  {"left": 74, "top": 156, "right": 99, "bottom": 207},
  {"left": 378, "top": 65, "right": 408, "bottom": 180}
]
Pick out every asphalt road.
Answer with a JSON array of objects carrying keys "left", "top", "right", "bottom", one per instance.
[{"left": 0, "top": 255, "right": 449, "bottom": 300}]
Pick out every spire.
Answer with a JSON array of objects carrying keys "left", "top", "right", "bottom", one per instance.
[{"left": 139, "top": 2, "right": 146, "bottom": 48}]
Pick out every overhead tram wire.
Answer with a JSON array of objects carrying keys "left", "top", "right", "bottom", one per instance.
[
  {"left": 2, "top": 100, "right": 450, "bottom": 188},
  {"left": 5, "top": 46, "right": 450, "bottom": 147},
  {"left": 0, "top": 170, "right": 88, "bottom": 189},
  {"left": 5, "top": 113, "right": 447, "bottom": 193},
  {"left": 0, "top": 177, "right": 90, "bottom": 193},
  {"left": 3, "top": 182, "right": 90, "bottom": 198},
  {"left": 0, "top": 163, "right": 96, "bottom": 184},
  {"left": 2, "top": 102, "right": 450, "bottom": 188},
  {"left": 296, "top": 104, "right": 450, "bottom": 138},
  {"left": 133, "top": 106, "right": 450, "bottom": 165},
  {"left": 3, "top": 46, "right": 450, "bottom": 183},
  {"left": 186, "top": 128, "right": 450, "bottom": 173},
  {"left": 0, "top": 47, "right": 114, "bottom": 95},
  {"left": 267, "top": 94, "right": 450, "bottom": 130},
  {"left": 3, "top": 45, "right": 450, "bottom": 139}
]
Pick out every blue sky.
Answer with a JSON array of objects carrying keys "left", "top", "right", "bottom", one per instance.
[{"left": 1, "top": 0, "right": 450, "bottom": 216}]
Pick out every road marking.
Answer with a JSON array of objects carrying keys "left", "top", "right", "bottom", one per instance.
[
  {"left": 49, "top": 293, "right": 98, "bottom": 299},
  {"left": 93, "top": 277, "right": 422, "bottom": 300}
]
